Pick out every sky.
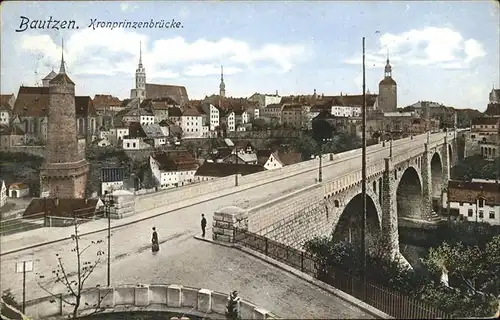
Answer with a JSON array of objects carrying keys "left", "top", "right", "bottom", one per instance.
[{"left": 1, "top": 1, "right": 499, "bottom": 110}]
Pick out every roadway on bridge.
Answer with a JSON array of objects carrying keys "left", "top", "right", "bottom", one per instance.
[{"left": 0, "top": 131, "right": 451, "bottom": 303}]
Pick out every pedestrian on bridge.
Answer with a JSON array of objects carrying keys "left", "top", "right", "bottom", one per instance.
[
  {"left": 152, "top": 227, "right": 159, "bottom": 253},
  {"left": 201, "top": 214, "right": 207, "bottom": 238}
]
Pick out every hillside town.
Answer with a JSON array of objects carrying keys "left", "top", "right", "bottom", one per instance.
[
  {"left": 0, "top": 43, "right": 499, "bottom": 219},
  {"left": 1, "top": 38, "right": 500, "bottom": 320}
]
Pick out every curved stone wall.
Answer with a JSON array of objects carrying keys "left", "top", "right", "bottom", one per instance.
[{"left": 24, "top": 284, "right": 278, "bottom": 319}]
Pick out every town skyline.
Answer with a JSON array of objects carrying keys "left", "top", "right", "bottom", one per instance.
[{"left": 1, "top": 1, "right": 499, "bottom": 110}]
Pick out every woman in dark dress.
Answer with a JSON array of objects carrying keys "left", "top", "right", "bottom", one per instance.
[{"left": 152, "top": 227, "right": 159, "bottom": 252}]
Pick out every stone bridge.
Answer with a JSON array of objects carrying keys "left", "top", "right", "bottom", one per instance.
[{"left": 243, "top": 130, "right": 462, "bottom": 262}]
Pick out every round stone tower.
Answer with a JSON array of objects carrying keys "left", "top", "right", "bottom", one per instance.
[
  {"left": 40, "top": 42, "right": 89, "bottom": 199},
  {"left": 378, "top": 55, "right": 397, "bottom": 113}
]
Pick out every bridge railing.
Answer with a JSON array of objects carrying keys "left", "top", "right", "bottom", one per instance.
[{"left": 234, "top": 228, "right": 453, "bottom": 320}]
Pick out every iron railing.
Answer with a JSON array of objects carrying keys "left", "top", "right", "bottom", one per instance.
[{"left": 234, "top": 228, "right": 452, "bottom": 319}]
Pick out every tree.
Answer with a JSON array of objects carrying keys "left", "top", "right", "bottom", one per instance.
[
  {"left": 311, "top": 118, "right": 334, "bottom": 143},
  {"left": 225, "top": 290, "right": 241, "bottom": 320},
  {"left": 36, "top": 213, "right": 107, "bottom": 319},
  {"left": 423, "top": 236, "right": 500, "bottom": 317},
  {"left": 252, "top": 118, "right": 268, "bottom": 131}
]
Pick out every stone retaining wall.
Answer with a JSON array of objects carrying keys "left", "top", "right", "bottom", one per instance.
[{"left": 24, "top": 284, "right": 278, "bottom": 320}]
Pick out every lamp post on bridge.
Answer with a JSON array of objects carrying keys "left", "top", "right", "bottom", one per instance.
[
  {"left": 104, "top": 193, "right": 115, "bottom": 287},
  {"left": 360, "top": 36, "right": 368, "bottom": 299},
  {"left": 15, "top": 259, "right": 34, "bottom": 313},
  {"left": 317, "top": 138, "right": 333, "bottom": 183}
]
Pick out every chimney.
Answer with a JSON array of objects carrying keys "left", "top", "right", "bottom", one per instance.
[{"left": 275, "top": 90, "right": 278, "bottom": 96}]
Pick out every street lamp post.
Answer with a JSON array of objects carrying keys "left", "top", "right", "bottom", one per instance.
[
  {"left": 318, "top": 143, "right": 323, "bottom": 183},
  {"left": 105, "top": 193, "right": 115, "bottom": 287},
  {"left": 15, "top": 259, "right": 34, "bottom": 313},
  {"left": 361, "top": 36, "right": 368, "bottom": 299},
  {"left": 389, "top": 136, "right": 393, "bottom": 158}
]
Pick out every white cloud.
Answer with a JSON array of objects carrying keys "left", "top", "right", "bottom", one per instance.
[
  {"left": 120, "top": 3, "right": 138, "bottom": 12},
  {"left": 183, "top": 64, "right": 243, "bottom": 77},
  {"left": 344, "top": 27, "right": 486, "bottom": 70},
  {"left": 18, "top": 29, "right": 308, "bottom": 80}
]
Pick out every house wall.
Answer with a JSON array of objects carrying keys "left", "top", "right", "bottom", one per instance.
[{"left": 123, "top": 138, "right": 141, "bottom": 150}]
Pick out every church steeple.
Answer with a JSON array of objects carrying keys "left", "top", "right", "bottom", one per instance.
[
  {"left": 384, "top": 50, "right": 392, "bottom": 78},
  {"left": 59, "top": 39, "right": 66, "bottom": 74},
  {"left": 132, "top": 41, "right": 147, "bottom": 101},
  {"left": 138, "top": 41, "right": 143, "bottom": 67},
  {"left": 219, "top": 65, "right": 226, "bottom": 98}
]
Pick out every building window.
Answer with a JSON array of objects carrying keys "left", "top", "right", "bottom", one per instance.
[
  {"left": 468, "top": 209, "right": 473, "bottom": 217},
  {"left": 479, "top": 210, "right": 484, "bottom": 219},
  {"left": 489, "top": 211, "right": 495, "bottom": 219}
]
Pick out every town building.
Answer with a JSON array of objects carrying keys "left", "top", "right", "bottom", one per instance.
[
  {"left": 281, "top": 104, "right": 303, "bottom": 129},
  {"left": 0, "top": 125, "right": 24, "bottom": 147},
  {"left": 75, "top": 96, "right": 98, "bottom": 144},
  {"left": 247, "top": 91, "right": 282, "bottom": 108},
  {"left": 121, "top": 107, "right": 155, "bottom": 126},
  {"left": 141, "top": 97, "right": 179, "bottom": 123},
  {"left": 257, "top": 150, "right": 302, "bottom": 170},
  {"left": 122, "top": 122, "right": 151, "bottom": 150},
  {"left": 92, "top": 94, "right": 122, "bottom": 128},
  {"left": 100, "top": 167, "right": 125, "bottom": 195},
  {"left": 0, "top": 104, "right": 11, "bottom": 125},
  {"left": 194, "top": 162, "right": 265, "bottom": 182},
  {"left": 445, "top": 179, "right": 500, "bottom": 225},
  {"left": 149, "top": 150, "right": 199, "bottom": 188},
  {"left": 227, "top": 109, "right": 249, "bottom": 131},
  {"left": 260, "top": 103, "right": 283, "bottom": 123},
  {"left": 377, "top": 55, "right": 397, "bottom": 113},
  {"left": 0, "top": 94, "right": 16, "bottom": 109},
  {"left": 181, "top": 108, "right": 203, "bottom": 138},
  {"left": 8, "top": 182, "right": 30, "bottom": 198},
  {"left": 0, "top": 179, "right": 6, "bottom": 207},
  {"left": 39, "top": 45, "right": 89, "bottom": 199},
  {"left": 142, "top": 123, "right": 168, "bottom": 147}
]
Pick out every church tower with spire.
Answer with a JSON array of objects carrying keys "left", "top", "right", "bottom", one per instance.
[
  {"left": 132, "top": 42, "right": 146, "bottom": 101},
  {"left": 219, "top": 65, "right": 226, "bottom": 98},
  {"left": 378, "top": 52, "right": 397, "bottom": 112},
  {"left": 40, "top": 40, "right": 89, "bottom": 199}
]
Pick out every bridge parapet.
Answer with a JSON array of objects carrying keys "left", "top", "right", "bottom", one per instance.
[{"left": 24, "top": 283, "right": 278, "bottom": 320}]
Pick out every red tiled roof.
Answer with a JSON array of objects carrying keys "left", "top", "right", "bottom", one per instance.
[
  {"left": 274, "top": 151, "right": 302, "bottom": 166},
  {"left": 471, "top": 117, "right": 500, "bottom": 126},
  {"left": 75, "top": 96, "right": 97, "bottom": 117},
  {"left": 485, "top": 103, "right": 500, "bottom": 116},
  {"left": 182, "top": 107, "right": 201, "bottom": 116},
  {"left": 23, "top": 198, "right": 101, "bottom": 219},
  {"left": 146, "top": 83, "right": 189, "bottom": 106},
  {"left": 448, "top": 180, "right": 500, "bottom": 206},
  {"left": 127, "top": 122, "right": 147, "bottom": 138},
  {"left": 151, "top": 150, "right": 198, "bottom": 171},
  {"left": 13, "top": 86, "right": 50, "bottom": 117},
  {"left": 50, "top": 73, "right": 75, "bottom": 85},
  {"left": 168, "top": 107, "right": 182, "bottom": 117},
  {"left": 93, "top": 94, "right": 121, "bottom": 109}
]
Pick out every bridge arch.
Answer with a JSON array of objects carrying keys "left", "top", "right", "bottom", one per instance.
[
  {"left": 431, "top": 152, "right": 443, "bottom": 199},
  {"left": 332, "top": 192, "right": 381, "bottom": 253},
  {"left": 396, "top": 166, "right": 423, "bottom": 220}
]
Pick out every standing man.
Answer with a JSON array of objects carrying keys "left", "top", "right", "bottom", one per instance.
[{"left": 201, "top": 214, "right": 207, "bottom": 238}]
